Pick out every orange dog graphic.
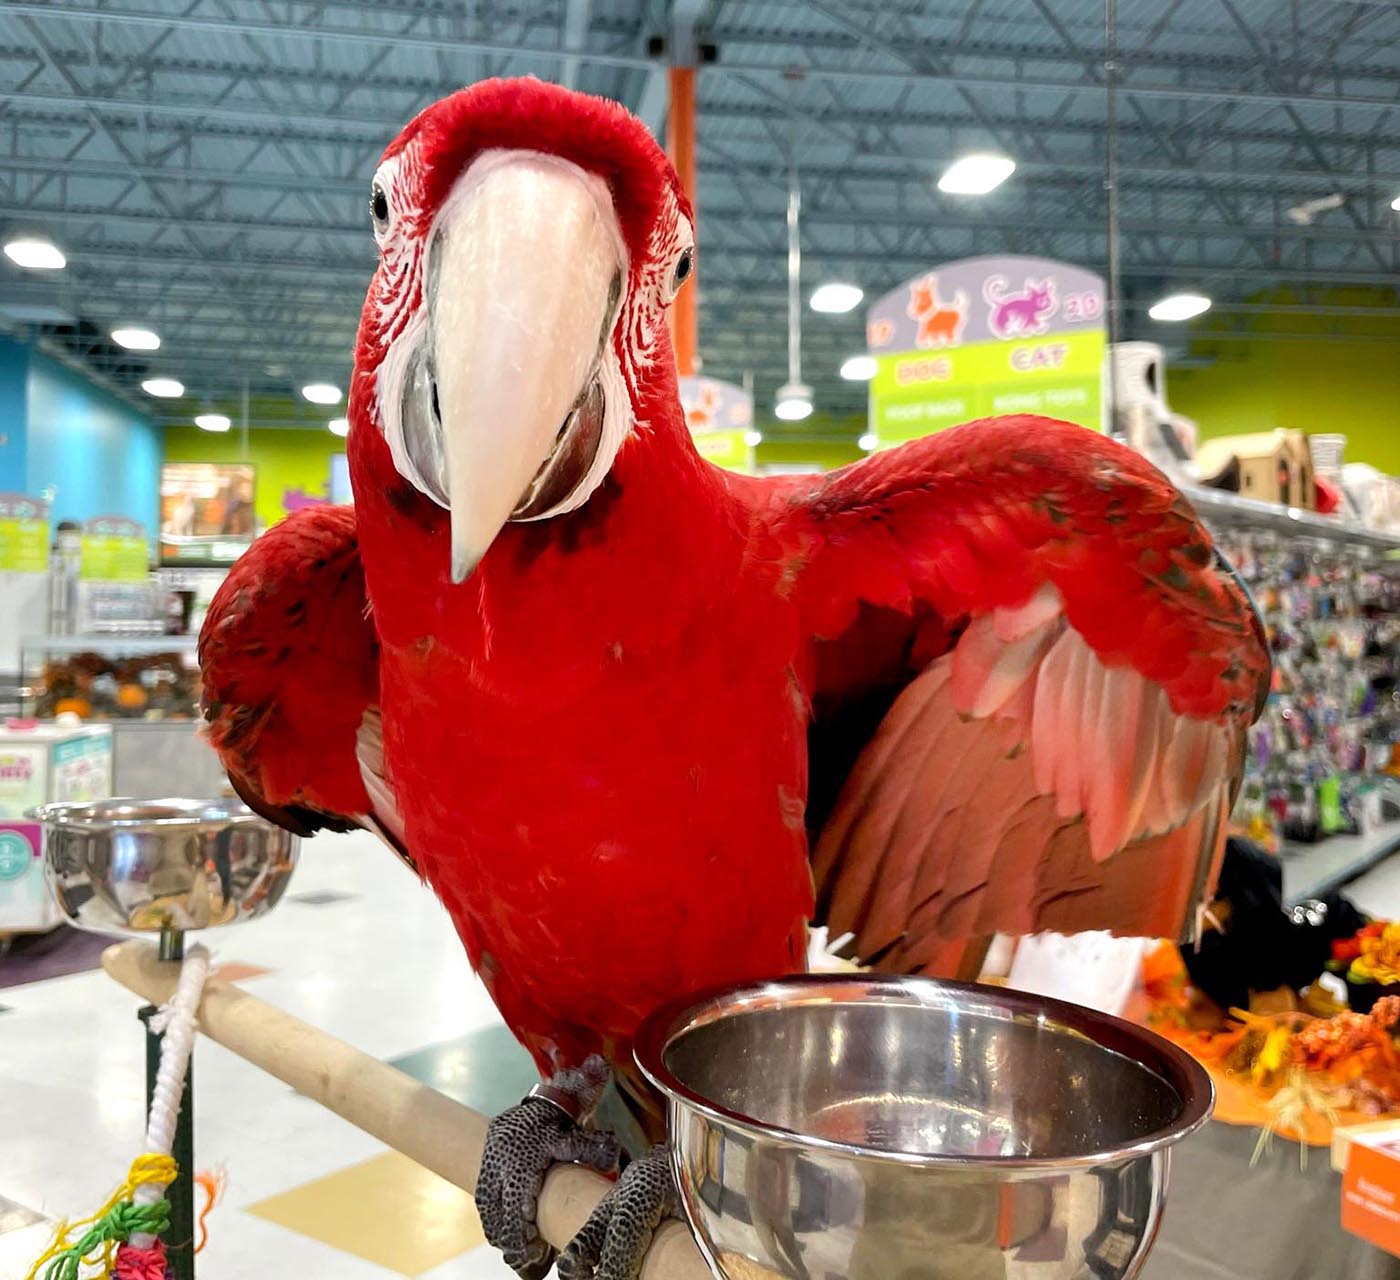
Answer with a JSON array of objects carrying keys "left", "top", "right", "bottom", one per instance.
[{"left": 907, "top": 274, "right": 968, "bottom": 349}]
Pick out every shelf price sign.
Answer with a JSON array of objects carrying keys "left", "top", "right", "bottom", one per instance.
[
  {"left": 679, "top": 376, "right": 755, "bottom": 474},
  {"left": 79, "top": 515, "right": 149, "bottom": 581},
  {"left": 0, "top": 493, "right": 49, "bottom": 574},
  {"left": 865, "top": 255, "right": 1107, "bottom": 447}
]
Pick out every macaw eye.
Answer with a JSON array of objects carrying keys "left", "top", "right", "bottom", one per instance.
[
  {"left": 672, "top": 248, "right": 694, "bottom": 290},
  {"left": 370, "top": 182, "right": 390, "bottom": 231}
]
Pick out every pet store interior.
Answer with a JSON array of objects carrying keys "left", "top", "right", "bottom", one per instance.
[{"left": 4, "top": 3, "right": 1400, "bottom": 1280}]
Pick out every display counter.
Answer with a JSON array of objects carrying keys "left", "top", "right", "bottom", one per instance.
[
  {"left": 1144, "top": 1122, "right": 1400, "bottom": 1280},
  {"left": 18, "top": 635, "right": 228, "bottom": 799}
]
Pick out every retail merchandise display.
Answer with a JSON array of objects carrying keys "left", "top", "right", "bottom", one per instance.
[
  {"left": 1218, "top": 529, "right": 1400, "bottom": 853},
  {"left": 26, "top": 643, "right": 199, "bottom": 721},
  {"left": 0, "top": 720, "right": 111, "bottom": 936}
]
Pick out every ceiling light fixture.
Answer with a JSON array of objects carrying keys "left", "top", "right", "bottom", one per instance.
[
  {"left": 937, "top": 154, "right": 1016, "bottom": 196},
  {"left": 743, "top": 429, "right": 763, "bottom": 447},
  {"left": 4, "top": 237, "right": 66, "bottom": 270},
  {"left": 840, "top": 355, "right": 877, "bottom": 381},
  {"left": 858, "top": 432, "right": 878, "bottom": 451},
  {"left": 1391, "top": 194, "right": 1400, "bottom": 212},
  {"left": 301, "top": 382, "right": 342, "bottom": 405},
  {"left": 194, "top": 413, "right": 230, "bottom": 432},
  {"left": 774, "top": 382, "right": 814, "bottom": 421},
  {"left": 328, "top": 417, "right": 350, "bottom": 437},
  {"left": 1148, "top": 292, "right": 1212, "bottom": 322},
  {"left": 810, "top": 282, "right": 864, "bottom": 314},
  {"left": 141, "top": 377, "right": 184, "bottom": 398},
  {"left": 111, "top": 327, "right": 160, "bottom": 351}
]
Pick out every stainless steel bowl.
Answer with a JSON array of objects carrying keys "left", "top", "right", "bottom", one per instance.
[
  {"left": 30, "top": 797, "right": 299, "bottom": 937},
  {"left": 636, "top": 974, "right": 1212, "bottom": 1280}
]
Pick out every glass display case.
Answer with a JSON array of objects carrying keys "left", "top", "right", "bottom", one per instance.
[
  {"left": 20, "top": 634, "right": 200, "bottom": 722},
  {"left": 17, "top": 634, "right": 229, "bottom": 799}
]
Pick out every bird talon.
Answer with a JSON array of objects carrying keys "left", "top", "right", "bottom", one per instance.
[
  {"left": 557, "top": 1143, "right": 679, "bottom": 1280},
  {"left": 475, "top": 1056, "right": 622, "bottom": 1280}
]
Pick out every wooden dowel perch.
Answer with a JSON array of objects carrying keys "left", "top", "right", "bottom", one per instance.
[{"left": 102, "top": 940, "right": 710, "bottom": 1280}]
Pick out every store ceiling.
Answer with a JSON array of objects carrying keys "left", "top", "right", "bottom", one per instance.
[{"left": 1, "top": 0, "right": 1400, "bottom": 439}]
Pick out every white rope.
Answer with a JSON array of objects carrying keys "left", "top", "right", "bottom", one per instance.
[{"left": 129, "top": 942, "right": 210, "bottom": 1250}]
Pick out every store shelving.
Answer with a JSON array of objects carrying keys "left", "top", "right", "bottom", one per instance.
[
  {"left": 1183, "top": 484, "right": 1400, "bottom": 552},
  {"left": 1283, "top": 822, "right": 1400, "bottom": 905}
]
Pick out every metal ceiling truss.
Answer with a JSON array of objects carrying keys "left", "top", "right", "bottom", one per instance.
[{"left": 0, "top": 0, "right": 1398, "bottom": 428}]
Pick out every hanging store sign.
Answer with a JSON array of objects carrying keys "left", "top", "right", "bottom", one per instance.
[
  {"left": 679, "top": 376, "right": 754, "bottom": 474},
  {"left": 79, "top": 515, "right": 148, "bottom": 582},
  {"left": 865, "top": 255, "right": 1107, "bottom": 446},
  {"left": 0, "top": 493, "right": 49, "bottom": 574}
]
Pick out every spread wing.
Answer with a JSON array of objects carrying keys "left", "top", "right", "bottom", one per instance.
[
  {"left": 773, "top": 415, "right": 1269, "bottom": 975},
  {"left": 198, "top": 505, "right": 409, "bottom": 860}
]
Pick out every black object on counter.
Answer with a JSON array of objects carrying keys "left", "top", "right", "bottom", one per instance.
[{"left": 1182, "top": 836, "right": 1367, "bottom": 1011}]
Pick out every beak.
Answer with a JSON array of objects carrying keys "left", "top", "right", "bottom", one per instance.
[{"left": 425, "top": 153, "right": 623, "bottom": 582}]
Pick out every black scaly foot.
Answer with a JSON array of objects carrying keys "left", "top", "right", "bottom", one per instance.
[
  {"left": 476, "top": 1055, "right": 624, "bottom": 1279},
  {"left": 558, "top": 1143, "right": 680, "bottom": 1280}
]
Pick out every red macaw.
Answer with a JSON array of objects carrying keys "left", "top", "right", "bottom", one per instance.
[{"left": 200, "top": 78, "right": 1268, "bottom": 1280}]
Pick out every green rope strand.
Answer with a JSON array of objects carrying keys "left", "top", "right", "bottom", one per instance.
[{"left": 38, "top": 1201, "right": 171, "bottom": 1280}]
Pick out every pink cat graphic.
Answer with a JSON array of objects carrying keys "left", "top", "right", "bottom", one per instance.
[{"left": 984, "top": 276, "right": 1058, "bottom": 339}]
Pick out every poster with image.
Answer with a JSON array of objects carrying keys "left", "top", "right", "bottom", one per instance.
[
  {"left": 865, "top": 256, "right": 1106, "bottom": 446},
  {"left": 679, "top": 376, "right": 755, "bottom": 474},
  {"left": 159, "top": 463, "right": 255, "bottom": 564}
]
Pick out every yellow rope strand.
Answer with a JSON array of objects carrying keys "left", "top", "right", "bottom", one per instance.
[{"left": 24, "top": 1155, "right": 177, "bottom": 1280}]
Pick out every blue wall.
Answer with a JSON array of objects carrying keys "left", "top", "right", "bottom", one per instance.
[
  {"left": 24, "top": 349, "right": 161, "bottom": 536},
  {"left": 0, "top": 337, "right": 28, "bottom": 493}
]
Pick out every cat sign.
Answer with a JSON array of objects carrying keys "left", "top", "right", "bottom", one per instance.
[{"left": 864, "top": 256, "right": 1107, "bottom": 446}]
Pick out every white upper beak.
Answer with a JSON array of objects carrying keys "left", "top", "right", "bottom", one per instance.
[{"left": 425, "top": 150, "right": 625, "bottom": 581}]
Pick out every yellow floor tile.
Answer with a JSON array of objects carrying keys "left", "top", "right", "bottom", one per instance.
[{"left": 246, "top": 1150, "right": 484, "bottom": 1276}]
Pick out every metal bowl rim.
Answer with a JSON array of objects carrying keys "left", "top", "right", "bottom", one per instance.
[
  {"left": 634, "top": 972, "right": 1214, "bottom": 1173},
  {"left": 27, "top": 797, "right": 266, "bottom": 830}
]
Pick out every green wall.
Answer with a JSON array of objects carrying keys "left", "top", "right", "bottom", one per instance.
[
  {"left": 754, "top": 435, "right": 863, "bottom": 471},
  {"left": 1169, "top": 288, "right": 1400, "bottom": 474},
  {"left": 165, "top": 426, "right": 343, "bottom": 531}
]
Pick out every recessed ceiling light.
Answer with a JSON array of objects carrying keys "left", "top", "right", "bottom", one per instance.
[
  {"left": 301, "top": 382, "right": 342, "bottom": 405},
  {"left": 840, "top": 355, "right": 878, "bottom": 381},
  {"left": 328, "top": 417, "right": 350, "bottom": 437},
  {"left": 111, "top": 327, "right": 161, "bottom": 351},
  {"left": 3, "top": 236, "right": 66, "bottom": 270},
  {"left": 141, "top": 377, "right": 184, "bottom": 398},
  {"left": 743, "top": 429, "right": 763, "bottom": 447},
  {"left": 858, "top": 432, "right": 878, "bottom": 451},
  {"left": 937, "top": 154, "right": 1016, "bottom": 196},
  {"left": 810, "top": 283, "right": 864, "bottom": 314},
  {"left": 774, "top": 382, "right": 814, "bottom": 422},
  {"left": 194, "top": 413, "right": 230, "bottom": 432},
  {"left": 1148, "top": 292, "right": 1212, "bottom": 322},
  {"left": 1390, "top": 194, "right": 1400, "bottom": 212}
]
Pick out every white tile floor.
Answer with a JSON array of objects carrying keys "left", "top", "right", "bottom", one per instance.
[{"left": 0, "top": 831, "right": 518, "bottom": 1279}]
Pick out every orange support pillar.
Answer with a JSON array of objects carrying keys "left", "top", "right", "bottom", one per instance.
[{"left": 667, "top": 65, "right": 698, "bottom": 377}]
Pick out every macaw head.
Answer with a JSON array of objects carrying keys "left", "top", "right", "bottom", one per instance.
[{"left": 350, "top": 77, "right": 695, "bottom": 582}]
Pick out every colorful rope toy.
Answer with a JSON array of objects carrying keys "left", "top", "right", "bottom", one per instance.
[{"left": 26, "top": 944, "right": 210, "bottom": 1279}]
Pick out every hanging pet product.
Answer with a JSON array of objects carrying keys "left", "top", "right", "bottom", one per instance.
[{"left": 24, "top": 798, "right": 298, "bottom": 1280}]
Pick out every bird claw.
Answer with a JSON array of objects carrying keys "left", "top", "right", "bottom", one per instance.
[
  {"left": 475, "top": 1056, "right": 623, "bottom": 1280},
  {"left": 558, "top": 1143, "right": 679, "bottom": 1280}
]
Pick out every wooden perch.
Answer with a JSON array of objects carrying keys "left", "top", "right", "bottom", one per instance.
[{"left": 102, "top": 940, "right": 710, "bottom": 1280}]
